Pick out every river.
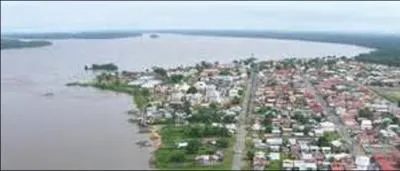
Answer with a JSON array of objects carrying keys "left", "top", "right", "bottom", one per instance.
[{"left": 0, "top": 33, "right": 373, "bottom": 169}]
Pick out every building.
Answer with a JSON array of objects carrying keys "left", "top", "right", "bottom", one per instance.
[
  {"left": 372, "top": 155, "right": 395, "bottom": 171},
  {"left": 355, "top": 156, "right": 371, "bottom": 170},
  {"left": 361, "top": 120, "right": 373, "bottom": 130}
]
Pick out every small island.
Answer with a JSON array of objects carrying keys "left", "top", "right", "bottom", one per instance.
[
  {"left": 1, "top": 39, "right": 52, "bottom": 50},
  {"left": 150, "top": 34, "right": 160, "bottom": 39},
  {"left": 84, "top": 63, "right": 119, "bottom": 71}
]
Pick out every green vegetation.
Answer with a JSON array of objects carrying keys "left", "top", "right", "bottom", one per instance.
[
  {"left": 187, "top": 86, "right": 198, "bottom": 94},
  {"left": 358, "top": 108, "right": 373, "bottom": 120},
  {"left": 67, "top": 72, "right": 150, "bottom": 111},
  {"left": 152, "top": 67, "right": 168, "bottom": 78},
  {"left": 355, "top": 48, "right": 400, "bottom": 66},
  {"left": 381, "top": 91, "right": 400, "bottom": 103},
  {"left": 219, "top": 70, "right": 232, "bottom": 76},
  {"left": 265, "top": 160, "right": 282, "bottom": 170},
  {"left": 167, "top": 74, "right": 185, "bottom": 84},
  {"left": 155, "top": 124, "right": 235, "bottom": 170},
  {"left": 1, "top": 39, "right": 52, "bottom": 50},
  {"left": 317, "top": 132, "right": 341, "bottom": 146},
  {"left": 187, "top": 105, "right": 229, "bottom": 124}
]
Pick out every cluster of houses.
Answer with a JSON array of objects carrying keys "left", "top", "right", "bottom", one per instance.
[
  {"left": 307, "top": 59, "right": 400, "bottom": 155},
  {"left": 127, "top": 61, "right": 251, "bottom": 165},
  {"left": 247, "top": 58, "right": 400, "bottom": 170}
]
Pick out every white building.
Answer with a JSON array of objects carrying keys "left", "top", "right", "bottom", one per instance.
[
  {"left": 269, "top": 152, "right": 280, "bottom": 160},
  {"left": 266, "top": 138, "right": 283, "bottom": 145},
  {"left": 206, "top": 90, "right": 222, "bottom": 103},
  {"left": 194, "top": 81, "right": 207, "bottom": 91},
  {"left": 170, "top": 92, "right": 185, "bottom": 102},
  {"left": 177, "top": 142, "right": 188, "bottom": 148},
  {"left": 320, "top": 121, "right": 336, "bottom": 132},
  {"left": 355, "top": 156, "right": 370, "bottom": 170},
  {"left": 361, "top": 120, "right": 373, "bottom": 130}
]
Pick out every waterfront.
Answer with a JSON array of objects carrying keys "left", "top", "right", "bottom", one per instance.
[{"left": 1, "top": 34, "right": 372, "bottom": 169}]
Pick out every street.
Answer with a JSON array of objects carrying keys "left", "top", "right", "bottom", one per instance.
[{"left": 232, "top": 65, "right": 258, "bottom": 170}]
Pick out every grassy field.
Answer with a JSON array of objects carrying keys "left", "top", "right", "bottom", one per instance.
[
  {"left": 154, "top": 125, "right": 236, "bottom": 170},
  {"left": 381, "top": 91, "right": 400, "bottom": 102}
]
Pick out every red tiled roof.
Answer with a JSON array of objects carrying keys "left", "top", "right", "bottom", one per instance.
[
  {"left": 331, "top": 163, "right": 345, "bottom": 171},
  {"left": 374, "top": 155, "right": 395, "bottom": 171}
]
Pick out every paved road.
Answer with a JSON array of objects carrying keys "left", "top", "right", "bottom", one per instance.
[
  {"left": 304, "top": 78, "right": 363, "bottom": 156},
  {"left": 232, "top": 65, "right": 258, "bottom": 170}
]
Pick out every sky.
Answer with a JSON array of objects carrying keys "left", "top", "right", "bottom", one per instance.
[{"left": 1, "top": 1, "right": 400, "bottom": 34}]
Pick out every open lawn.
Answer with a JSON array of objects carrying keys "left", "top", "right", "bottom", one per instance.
[
  {"left": 382, "top": 91, "right": 400, "bottom": 103},
  {"left": 154, "top": 125, "right": 236, "bottom": 170}
]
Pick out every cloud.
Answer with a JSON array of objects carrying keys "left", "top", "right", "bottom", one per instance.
[{"left": 1, "top": 1, "right": 399, "bottom": 34}]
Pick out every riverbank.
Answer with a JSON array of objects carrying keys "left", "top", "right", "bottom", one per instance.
[
  {"left": 66, "top": 81, "right": 237, "bottom": 170},
  {"left": 65, "top": 58, "right": 253, "bottom": 170}
]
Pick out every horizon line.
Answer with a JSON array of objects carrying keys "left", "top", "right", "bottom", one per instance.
[{"left": 2, "top": 28, "right": 400, "bottom": 37}]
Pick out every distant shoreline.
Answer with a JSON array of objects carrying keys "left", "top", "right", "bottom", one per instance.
[
  {"left": 1, "top": 39, "right": 52, "bottom": 50},
  {"left": 1, "top": 31, "right": 375, "bottom": 52},
  {"left": 3, "top": 30, "right": 399, "bottom": 66}
]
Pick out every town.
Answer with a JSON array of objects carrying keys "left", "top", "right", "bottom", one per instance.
[{"left": 69, "top": 56, "right": 400, "bottom": 170}]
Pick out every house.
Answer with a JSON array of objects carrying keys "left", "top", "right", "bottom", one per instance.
[
  {"left": 303, "top": 162, "right": 317, "bottom": 170},
  {"left": 185, "top": 93, "right": 203, "bottom": 104},
  {"left": 331, "top": 162, "right": 345, "bottom": 171},
  {"left": 206, "top": 90, "right": 222, "bottom": 103},
  {"left": 225, "top": 124, "right": 237, "bottom": 133},
  {"left": 302, "top": 153, "right": 313, "bottom": 161},
  {"left": 299, "top": 143, "right": 310, "bottom": 152},
  {"left": 331, "top": 140, "right": 342, "bottom": 148},
  {"left": 170, "top": 92, "right": 185, "bottom": 102},
  {"left": 195, "top": 81, "right": 207, "bottom": 91},
  {"left": 320, "top": 121, "right": 336, "bottom": 132},
  {"left": 141, "top": 80, "right": 162, "bottom": 89},
  {"left": 372, "top": 154, "right": 395, "bottom": 171},
  {"left": 252, "top": 123, "right": 262, "bottom": 131},
  {"left": 283, "top": 159, "right": 294, "bottom": 170},
  {"left": 228, "top": 88, "right": 240, "bottom": 98},
  {"left": 195, "top": 155, "right": 220, "bottom": 165},
  {"left": 178, "top": 83, "right": 191, "bottom": 92},
  {"left": 288, "top": 138, "right": 297, "bottom": 145},
  {"left": 272, "top": 128, "right": 281, "bottom": 134},
  {"left": 177, "top": 142, "right": 188, "bottom": 148},
  {"left": 254, "top": 139, "right": 268, "bottom": 149},
  {"left": 269, "top": 145, "right": 280, "bottom": 152},
  {"left": 266, "top": 138, "right": 283, "bottom": 145},
  {"left": 269, "top": 152, "right": 280, "bottom": 160},
  {"left": 201, "top": 69, "right": 219, "bottom": 77},
  {"left": 355, "top": 156, "right": 371, "bottom": 170},
  {"left": 309, "top": 146, "right": 320, "bottom": 153},
  {"left": 361, "top": 120, "right": 373, "bottom": 130},
  {"left": 314, "top": 129, "right": 324, "bottom": 137},
  {"left": 253, "top": 151, "right": 267, "bottom": 170},
  {"left": 321, "top": 146, "right": 332, "bottom": 154}
]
